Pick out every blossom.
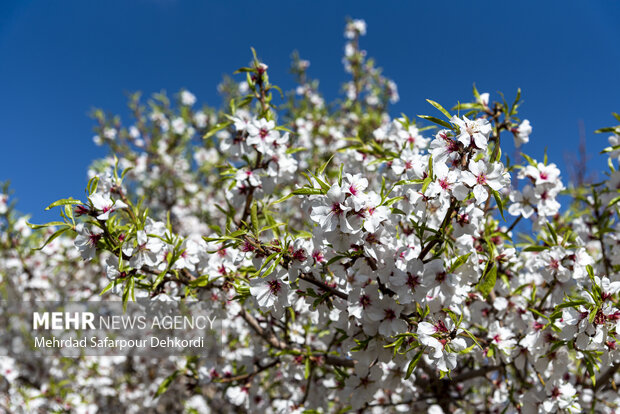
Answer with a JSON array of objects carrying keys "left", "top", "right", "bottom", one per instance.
[
  {"left": 249, "top": 269, "right": 290, "bottom": 316},
  {"left": 89, "top": 193, "right": 128, "bottom": 220},
  {"left": 450, "top": 115, "right": 492, "bottom": 149},
  {"left": 74, "top": 223, "right": 103, "bottom": 260},
  {"left": 512, "top": 119, "right": 532, "bottom": 147},
  {"left": 309, "top": 184, "right": 355, "bottom": 233},
  {"left": 458, "top": 160, "right": 510, "bottom": 204},
  {"left": 122, "top": 230, "right": 164, "bottom": 269},
  {"left": 429, "top": 130, "right": 461, "bottom": 165},
  {"left": 366, "top": 299, "right": 406, "bottom": 337},
  {"left": 180, "top": 90, "right": 196, "bottom": 106}
]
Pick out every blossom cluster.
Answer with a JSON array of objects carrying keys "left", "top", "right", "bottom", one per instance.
[{"left": 2, "top": 19, "right": 620, "bottom": 414}]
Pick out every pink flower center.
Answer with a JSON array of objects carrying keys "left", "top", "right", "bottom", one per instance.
[
  {"left": 88, "top": 233, "right": 102, "bottom": 247},
  {"left": 435, "top": 271, "right": 447, "bottom": 282},
  {"left": 436, "top": 320, "right": 449, "bottom": 333},
  {"left": 331, "top": 203, "right": 343, "bottom": 215},
  {"left": 359, "top": 294, "right": 371, "bottom": 308},
  {"left": 259, "top": 128, "right": 269, "bottom": 139},
  {"left": 268, "top": 279, "right": 282, "bottom": 295},
  {"left": 438, "top": 178, "right": 450, "bottom": 190},
  {"left": 292, "top": 248, "right": 307, "bottom": 262},
  {"left": 384, "top": 308, "right": 396, "bottom": 320},
  {"left": 312, "top": 250, "right": 325, "bottom": 263},
  {"left": 476, "top": 174, "right": 487, "bottom": 185},
  {"left": 406, "top": 273, "right": 420, "bottom": 289}
]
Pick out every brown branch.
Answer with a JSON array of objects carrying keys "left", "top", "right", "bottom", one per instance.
[
  {"left": 216, "top": 359, "right": 280, "bottom": 383},
  {"left": 450, "top": 364, "right": 502, "bottom": 383},
  {"left": 595, "top": 363, "right": 620, "bottom": 391},
  {"left": 239, "top": 308, "right": 354, "bottom": 368},
  {"left": 298, "top": 273, "right": 348, "bottom": 300},
  {"left": 418, "top": 198, "right": 458, "bottom": 261}
]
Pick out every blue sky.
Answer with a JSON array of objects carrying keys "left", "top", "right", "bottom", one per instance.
[{"left": 1, "top": 1, "right": 619, "bottom": 222}]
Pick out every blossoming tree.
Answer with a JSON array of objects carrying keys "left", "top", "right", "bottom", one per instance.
[{"left": 2, "top": 19, "right": 620, "bottom": 413}]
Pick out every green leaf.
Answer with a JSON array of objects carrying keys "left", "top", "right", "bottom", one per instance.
[
  {"left": 155, "top": 370, "right": 180, "bottom": 398},
  {"left": 251, "top": 201, "right": 259, "bottom": 235},
  {"left": 491, "top": 190, "right": 505, "bottom": 221},
  {"left": 472, "top": 83, "right": 481, "bottom": 101},
  {"left": 523, "top": 245, "right": 548, "bottom": 252},
  {"left": 451, "top": 102, "right": 482, "bottom": 111},
  {"left": 272, "top": 193, "right": 295, "bottom": 204},
  {"left": 417, "top": 115, "right": 453, "bottom": 130},
  {"left": 426, "top": 99, "right": 451, "bottom": 120},
  {"left": 45, "top": 198, "right": 83, "bottom": 211},
  {"left": 477, "top": 264, "right": 497, "bottom": 298},
  {"left": 405, "top": 349, "right": 424, "bottom": 380},
  {"left": 546, "top": 222, "right": 558, "bottom": 245},
  {"left": 292, "top": 187, "right": 324, "bottom": 196},
  {"left": 87, "top": 176, "right": 99, "bottom": 195},
  {"left": 204, "top": 122, "right": 231, "bottom": 139},
  {"left": 100, "top": 279, "right": 118, "bottom": 296},
  {"left": 34, "top": 227, "right": 70, "bottom": 250},
  {"left": 520, "top": 153, "right": 537, "bottom": 167},
  {"left": 460, "top": 328, "right": 482, "bottom": 349},
  {"left": 421, "top": 176, "right": 432, "bottom": 194},
  {"left": 510, "top": 88, "right": 521, "bottom": 115},
  {"left": 304, "top": 357, "right": 311, "bottom": 379},
  {"left": 607, "top": 195, "right": 620, "bottom": 208},
  {"left": 450, "top": 253, "right": 472, "bottom": 273},
  {"left": 318, "top": 154, "right": 335, "bottom": 176},
  {"left": 122, "top": 276, "right": 135, "bottom": 313},
  {"left": 27, "top": 221, "right": 66, "bottom": 229},
  {"left": 594, "top": 127, "right": 618, "bottom": 134}
]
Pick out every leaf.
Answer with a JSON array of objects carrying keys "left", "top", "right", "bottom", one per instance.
[
  {"left": 27, "top": 221, "right": 66, "bottom": 229},
  {"left": 34, "top": 227, "right": 70, "bottom": 250},
  {"left": 491, "top": 190, "right": 505, "bottom": 221},
  {"left": 472, "top": 83, "right": 481, "bottom": 101},
  {"left": 421, "top": 176, "right": 432, "bottom": 194},
  {"left": 607, "top": 195, "right": 620, "bottom": 208},
  {"left": 451, "top": 102, "right": 481, "bottom": 111},
  {"left": 477, "top": 264, "right": 497, "bottom": 298},
  {"left": 546, "top": 222, "right": 558, "bottom": 245},
  {"left": 45, "top": 198, "right": 83, "bottom": 211},
  {"left": 520, "top": 153, "right": 537, "bottom": 167},
  {"left": 155, "top": 370, "right": 180, "bottom": 398},
  {"left": 318, "top": 154, "right": 335, "bottom": 176},
  {"left": 122, "top": 276, "right": 135, "bottom": 313},
  {"left": 100, "top": 280, "right": 117, "bottom": 296},
  {"left": 405, "top": 349, "right": 424, "bottom": 379},
  {"left": 292, "top": 187, "right": 324, "bottom": 196},
  {"left": 523, "top": 245, "right": 548, "bottom": 252},
  {"left": 272, "top": 193, "right": 295, "bottom": 204},
  {"left": 417, "top": 115, "right": 453, "bottom": 130},
  {"left": 426, "top": 99, "right": 451, "bottom": 120},
  {"left": 204, "top": 122, "right": 231, "bottom": 139},
  {"left": 251, "top": 201, "right": 259, "bottom": 235},
  {"left": 594, "top": 127, "right": 618, "bottom": 134},
  {"left": 450, "top": 253, "right": 472, "bottom": 273},
  {"left": 460, "top": 328, "right": 482, "bottom": 349},
  {"left": 510, "top": 88, "right": 521, "bottom": 115},
  {"left": 87, "top": 176, "right": 99, "bottom": 195},
  {"left": 602, "top": 144, "right": 620, "bottom": 154},
  {"left": 304, "top": 357, "right": 311, "bottom": 379}
]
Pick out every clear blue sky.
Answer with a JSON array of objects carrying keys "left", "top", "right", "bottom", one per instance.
[{"left": 1, "top": 1, "right": 619, "bottom": 222}]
